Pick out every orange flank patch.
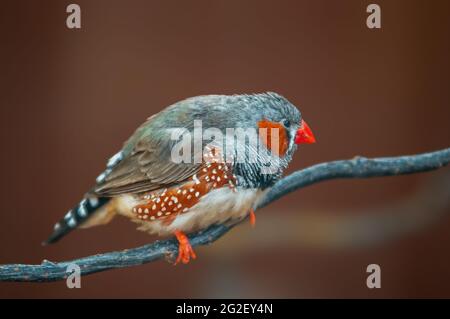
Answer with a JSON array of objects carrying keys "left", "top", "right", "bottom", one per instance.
[
  {"left": 257, "top": 119, "right": 288, "bottom": 156},
  {"left": 133, "top": 161, "right": 237, "bottom": 223}
]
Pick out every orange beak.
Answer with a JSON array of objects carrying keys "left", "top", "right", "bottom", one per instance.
[{"left": 295, "top": 120, "right": 316, "bottom": 144}]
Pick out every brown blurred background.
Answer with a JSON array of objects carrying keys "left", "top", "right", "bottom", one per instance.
[{"left": 0, "top": 0, "right": 449, "bottom": 298}]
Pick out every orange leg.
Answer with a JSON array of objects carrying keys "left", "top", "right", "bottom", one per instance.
[
  {"left": 249, "top": 208, "right": 256, "bottom": 227},
  {"left": 174, "top": 230, "right": 197, "bottom": 265}
]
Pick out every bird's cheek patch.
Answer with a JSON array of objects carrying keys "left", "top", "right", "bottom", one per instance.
[{"left": 258, "top": 120, "right": 288, "bottom": 157}]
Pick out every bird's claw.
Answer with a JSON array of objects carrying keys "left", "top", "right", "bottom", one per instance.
[
  {"left": 249, "top": 208, "right": 256, "bottom": 227},
  {"left": 174, "top": 230, "right": 196, "bottom": 265}
]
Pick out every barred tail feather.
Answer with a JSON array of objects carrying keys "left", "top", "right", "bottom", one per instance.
[{"left": 43, "top": 197, "right": 110, "bottom": 245}]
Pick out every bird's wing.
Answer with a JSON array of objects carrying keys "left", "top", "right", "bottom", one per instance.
[{"left": 91, "top": 130, "right": 201, "bottom": 197}]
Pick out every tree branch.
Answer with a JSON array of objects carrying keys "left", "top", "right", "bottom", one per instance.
[{"left": 1, "top": 148, "right": 449, "bottom": 282}]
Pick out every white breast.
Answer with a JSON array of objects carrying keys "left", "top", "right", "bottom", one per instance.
[{"left": 115, "top": 187, "right": 267, "bottom": 236}]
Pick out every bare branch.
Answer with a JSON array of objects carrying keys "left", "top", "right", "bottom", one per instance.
[{"left": 0, "top": 148, "right": 449, "bottom": 282}]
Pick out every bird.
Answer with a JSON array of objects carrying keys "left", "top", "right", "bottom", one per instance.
[{"left": 44, "top": 92, "right": 316, "bottom": 264}]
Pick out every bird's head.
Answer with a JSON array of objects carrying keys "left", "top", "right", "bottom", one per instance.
[
  {"left": 217, "top": 92, "right": 316, "bottom": 188},
  {"left": 251, "top": 92, "right": 316, "bottom": 159}
]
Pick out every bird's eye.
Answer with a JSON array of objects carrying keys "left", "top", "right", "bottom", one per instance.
[{"left": 282, "top": 119, "right": 290, "bottom": 127}]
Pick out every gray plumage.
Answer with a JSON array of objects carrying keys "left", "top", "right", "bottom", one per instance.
[
  {"left": 45, "top": 92, "right": 302, "bottom": 244},
  {"left": 92, "top": 92, "right": 301, "bottom": 195}
]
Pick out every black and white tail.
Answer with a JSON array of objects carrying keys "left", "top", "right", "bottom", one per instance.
[{"left": 43, "top": 196, "right": 110, "bottom": 245}]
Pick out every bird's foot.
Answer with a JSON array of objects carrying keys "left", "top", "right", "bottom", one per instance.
[
  {"left": 174, "top": 230, "right": 196, "bottom": 265},
  {"left": 249, "top": 208, "right": 256, "bottom": 227}
]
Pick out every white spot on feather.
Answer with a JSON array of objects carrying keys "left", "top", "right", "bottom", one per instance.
[
  {"left": 67, "top": 217, "right": 77, "bottom": 228},
  {"left": 88, "top": 197, "right": 98, "bottom": 206},
  {"left": 78, "top": 205, "right": 88, "bottom": 218},
  {"left": 107, "top": 151, "right": 123, "bottom": 167}
]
